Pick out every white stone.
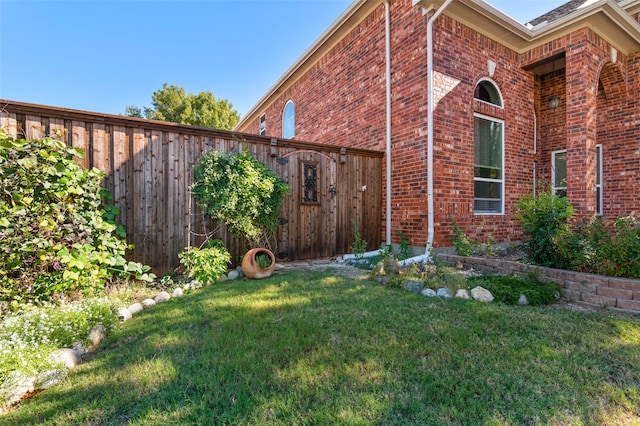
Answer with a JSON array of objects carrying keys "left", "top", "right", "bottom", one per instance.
[
  {"left": 49, "top": 348, "right": 81, "bottom": 369},
  {"left": 471, "top": 286, "right": 494, "bottom": 303},
  {"left": 217, "top": 274, "right": 228, "bottom": 282},
  {"left": 436, "top": 288, "right": 452, "bottom": 298},
  {"left": 455, "top": 289, "right": 471, "bottom": 299},
  {"left": 128, "top": 302, "right": 144, "bottom": 314},
  {"left": 171, "top": 287, "right": 184, "bottom": 298},
  {"left": 228, "top": 270, "right": 241, "bottom": 280},
  {"left": 141, "top": 298, "right": 156, "bottom": 308},
  {"left": 117, "top": 307, "right": 132, "bottom": 321},
  {"left": 71, "top": 341, "right": 87, "bottom": 355},
  {"left": 154, "top": 291, "right": 171, "bottom": 303},
  {"left": 518, "top": 294, "right": 529, "bottom": 306},
  {"left": 421, "top": 288, "right": 437, "bottom": 297}
]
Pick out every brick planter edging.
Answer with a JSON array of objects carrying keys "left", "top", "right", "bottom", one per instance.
[{"left": 439, "top": 254, "right": 640, "bottom": 314}]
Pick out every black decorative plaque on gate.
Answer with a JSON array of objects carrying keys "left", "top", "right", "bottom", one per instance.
[{"left": 302, "top": 161, "right": 319, "bottom": 204}]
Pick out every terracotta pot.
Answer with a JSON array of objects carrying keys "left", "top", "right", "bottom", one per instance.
[{"left": 241, "top": 248, "right": 276, "bottom": 279}]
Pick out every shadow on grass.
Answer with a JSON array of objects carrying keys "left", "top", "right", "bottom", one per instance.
[{"left": 3, "top": 270, "right": 640, "bottom": 425}]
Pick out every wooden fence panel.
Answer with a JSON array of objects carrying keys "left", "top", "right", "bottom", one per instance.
[{"left": 0, "top": 101, "right": 382, "bottom": 274}]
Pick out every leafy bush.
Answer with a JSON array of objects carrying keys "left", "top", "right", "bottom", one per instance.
[
  {"left": 191, "top": 150, "right": 289, "bottom": 248},
  {"left": 594, "top": 216, "right": 640, "bottom": 278},
  {"left": 514, "top": 192, "right": 574, "bottom": 267},
  {"left": 449, "top": 217, "right": 473, "bottom": 256},
  {"left": 0, "top": 131, "right": 153, "bottom": 305},
  {"left": 468, "top": 275, "right": 560, "bottom": 305},
  {"left": 397, "top": 230, "right": 411, "bottom": 261},
  {"left": 179, "top": 240, "right": 231, "bottom": 284}
]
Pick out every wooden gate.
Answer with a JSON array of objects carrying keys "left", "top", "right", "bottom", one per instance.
[{"left": 276, "top": 150, "right": 337, "bottom": 260}]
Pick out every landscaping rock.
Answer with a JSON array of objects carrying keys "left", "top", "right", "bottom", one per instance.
[
  {"left": 518, "top": 294, "right": 529, "bottom": 306},
  {"left": 154, "top": 291, "right": 171, "bottom": 303},
  {"left": 437, "top": 288, "right": 453, "bottom": 298},
  {"left": 404, "top": 280, "right": 425, "bottom": 294},
  {"left": 421, "top": 288, "right": 437, "bottom": 297},
  {"left": 88, "top": 324, "right": 106, "bottom": 350},
  {"left": 128, "top": 302, "right": 144, "bottom": 314},
  {"left": 228, "top": 270, "right": 241, "bottom": 280},
  {"left": 71, "top": 341, "right": 87, "bottom": 355},
  {"left": 218, "top": 274, "right": 228, "bottom": 282},
  {"left": 171, "top": 288, "right": 184, "bottom": 298},
  {"left": 1, "top": 371, "right": 35, "bottom": 406},
  {"left": 142, "top": 298, "right": 156, "bottom": 308},
  {"left": 117, "top": 307, "right": 132, "bottom": 322},
  {"left": 49, "top": 348, "right": 81, "bottom": 369},
  {"left": 36, "top": 369, "right": 66, "bottom": 389},
  {"left": 455, "top": 289, "right": 471, "bottom": 299},
  {"left": 471, "top": 286, "right": 494, "bottom": 302}
]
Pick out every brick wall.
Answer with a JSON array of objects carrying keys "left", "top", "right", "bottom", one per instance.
[{"left": 238, "top": 0, "right": 639, "bottom": 252}]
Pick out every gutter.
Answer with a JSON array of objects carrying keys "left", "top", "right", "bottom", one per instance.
[{"left": 398, "top": 0, "right": 455, "bottom": 266}]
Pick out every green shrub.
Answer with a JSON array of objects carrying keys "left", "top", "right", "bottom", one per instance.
[
  {"left": 449, "top": 217, "right": 473, "bottom": 257},
  {"left": 514, "top": 192, "right": 574, "bottom": 267},
  {"left": 468, "top": 275, "right": 560, "bottom": 305},
  {"left": 255, "top": 253, "right": 272, "bottom": 269},
  {"left": 597, "top": 216, "right": 640, "bottom": 278},
  {"left": 0, "top": 131, "right": 153, "bottom": 305},
  {"left": 179, "top": 240, "right": 231, "bottom": 284},
  {"left": 191, "top": 150, "right": 289, "bottom": 248}
]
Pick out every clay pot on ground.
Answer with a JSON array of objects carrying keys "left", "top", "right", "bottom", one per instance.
[{"left": 241, "top": 248, "right": 276, "bottom": 279}]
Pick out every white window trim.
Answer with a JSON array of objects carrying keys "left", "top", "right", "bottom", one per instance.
[
  {"left": 259, "top": 114, "right": 266, "bottom": 136},
  {"left": 552, "top": 149, "right": 567, "bottom": 197},
  {"left": 474, "top": 112, "right": 505, "bottom": 216},
  {"left": 475, "top": 77, "right": 505, "bottom": 109}
]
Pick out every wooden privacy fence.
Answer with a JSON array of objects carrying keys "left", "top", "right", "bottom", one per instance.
[{"left": 0, "top": 100, "right": 383, "bottom": 274}]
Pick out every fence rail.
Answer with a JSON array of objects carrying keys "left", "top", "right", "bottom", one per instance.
[{"left": 1, "top": 100, "right": 383, "bottom": 274}]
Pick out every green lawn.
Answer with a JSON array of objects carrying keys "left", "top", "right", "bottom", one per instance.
[{"left": 3, "top": 270, "right": 640, "bottom": 425}]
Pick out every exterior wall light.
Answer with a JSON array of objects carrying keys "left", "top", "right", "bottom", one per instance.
[{"left": 549, "top": 95, "right": 560, "bottom": 111}]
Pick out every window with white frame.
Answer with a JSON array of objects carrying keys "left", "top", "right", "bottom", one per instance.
[
  {"left": 474, "top": 114, "right": 504, "bottom": 214},
  {"left": 259, "top": 114, "right": 266, "bottom": 136},
  {"left": 552, "top": 150, "right": 567, "bottom": 198},
  {"left": 282, "top": 100, "right": 295, "bottom": 139}
]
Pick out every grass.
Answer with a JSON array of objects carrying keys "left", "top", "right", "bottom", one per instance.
[{"left": 2, "top": 270, "right": 640, "bottom": 425}]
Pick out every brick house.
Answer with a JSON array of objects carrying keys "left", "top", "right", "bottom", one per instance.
[{"left": 236, "top": 0, "right": 640, "bottom": 256}]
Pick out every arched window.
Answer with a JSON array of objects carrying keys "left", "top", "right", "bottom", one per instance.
[
  {"left": 473, "top": 79, "right": 504, "bottom": 214},
  {"left": 282, "top": 100, "right": 295, "bottom": 139},
  {"left": 474, "top": 80, "right": 503, "bottom": 106}
]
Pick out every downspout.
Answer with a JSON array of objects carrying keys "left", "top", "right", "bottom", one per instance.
[
  {"left": 399, "top": 0, "right": 454, "bottom": 266},
  {"left": 384, "top": 0, "right": 392, "bottom": 246},
  {"left": 337, "top": 0, "right": 392, "bottom": 262}
]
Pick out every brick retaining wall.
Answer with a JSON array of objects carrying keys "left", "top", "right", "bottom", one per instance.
[{"left": 439, "top": 254, "right": 640, "bottom": 314}]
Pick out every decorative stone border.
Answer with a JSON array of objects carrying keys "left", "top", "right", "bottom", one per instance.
[{"left": 439, "top": 254, "right": 640, "bottom": 314}]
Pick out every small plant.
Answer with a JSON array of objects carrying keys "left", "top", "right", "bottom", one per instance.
[
  {"left": 468, "top": 275, "right": 560, "bottom": 305},
  {"left": 449, "top": 216, "right": 473, "bottom": 257},
  {"left": 255, "top": 253, "right": 273, "bottom": 269},
  {"left": 179, "top": 240, "right": 231, "bottom": 285},
  {"left": 350, "top": 219, "right": 367, "bottom": 259},
  {"left": 397, "top": 230, "right": 411, "bottom": 261}
]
